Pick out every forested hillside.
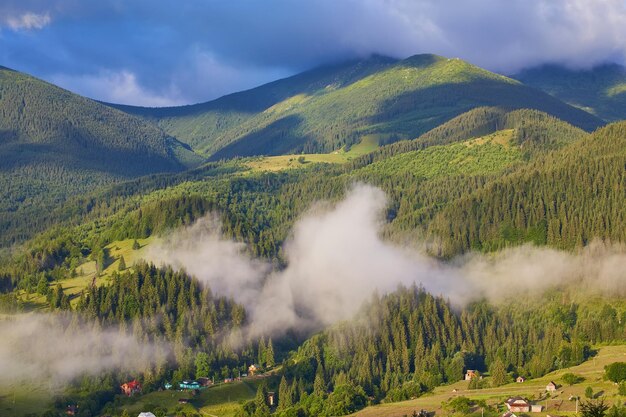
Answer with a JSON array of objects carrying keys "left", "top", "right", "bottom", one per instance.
[
  {"left": 263, "top": 286, "right": 622, "bottom": 417},
  {"left": 515, "top": 63, "right": 626, "bottom": 121},
  {"left": 0, "top": 66, "right": 202, "bottom": 245},
  {"left": 112, "top": 54, "right": 603, "bottom": 159}
]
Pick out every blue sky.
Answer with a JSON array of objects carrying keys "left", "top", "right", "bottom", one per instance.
[{"left": 1, "top": 0, "right": 625, "bottom": 106}]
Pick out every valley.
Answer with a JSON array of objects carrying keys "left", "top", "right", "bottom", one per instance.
[{"left": 0, "top": 39, "right": 625, "bottom": 417}]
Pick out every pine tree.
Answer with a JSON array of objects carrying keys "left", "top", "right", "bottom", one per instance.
[
  {"left": 490, "top": 358, "right": 508, "bottom": 387},
  {"left": 266, "top": 338, "right": 275, "bottom": 368},
  {"left": 314, "top": 365, "right": 326, "bottom": 397},
  {"left": 258, "top": 337, "right": 266, "bottom": 367},
  {"left": 118, "top": 255, "right": 126, "bottom": 271},
  {"left": 277, "top": 376, "right": 292, "bottom": 410},
  {"left": 132, "top": 239, "right": 140, "bottom": 250},
  {"left": 254, "top": 383, "right": 270, "bottom": 417},
  {"left": 195, "top": 352, "right": 210, "bottom": 378}
]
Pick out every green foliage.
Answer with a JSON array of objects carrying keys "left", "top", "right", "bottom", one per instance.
[
  {"left": 580, "top": 399, "right": 609, "bottom": 417},
  {"left": 605, "top": 362, "right": 626, "bottom": 383},
  {"left": 586, "top": 386, "right": 595, "bottom": 399},
  {"left": 323, "top": 383, "right": 367, "bottom": 416},
  {"left": 489, "top": 358, "right": 508, "bottom": 387},
  {"left": 195, "top": 352, "right": 210, "bottom": 378},
  {"left": 444, "top": 396, "right": 474, "bottom": 414},
  {"left": 118, "top": 255, "right": 126, "bottom": 271},
  {"left": 562, "top": 372, "right": 585, "bottom": 385},
  {"left": 618, "top": 381, "right": 626, "bottom": 396}
]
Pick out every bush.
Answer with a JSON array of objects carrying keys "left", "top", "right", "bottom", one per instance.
[
  {"left": 605, "top": 363, "right": 626, "bottom": 383},
  {"left": 562, "top": 373, "right": 585, "bottom": 386}
]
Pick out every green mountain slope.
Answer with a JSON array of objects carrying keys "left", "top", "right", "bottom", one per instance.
[
  {"left": 111, "top": 54, "right": 603, "bottom": 159},
  {"left": 0, "top": 66, "right": 203, "bottom": 245},
  {"left": 426, "top": 121, "right": 626, "bottom": 255},
  {"left": 351, "top": 107, "right": 588, "bottom": 168},
  {"left": 514, "top": 63, "right": 626, "bottom": 121}
]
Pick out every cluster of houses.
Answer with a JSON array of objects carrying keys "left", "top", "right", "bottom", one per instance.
[{"left": 500, "top": 382, "right": 560, "bottom": 417}]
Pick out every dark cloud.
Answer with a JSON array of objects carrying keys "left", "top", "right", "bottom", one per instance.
[{"left": 1, "top": 0, "right": 625, "bottom": 105}]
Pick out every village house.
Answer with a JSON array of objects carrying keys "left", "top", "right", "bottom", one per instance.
[
  {"left": 249, "top": 364, "right": 260, "bottom": 376},
  {"left": 531, "top": 404, "right": 544, "bottom": 412},
  {"left": 198, "top": 377, "right": 212, "bottom": 387},
  {"left": 505, "top": 397, "right": 531, "bottom": 413},
  {"left": 267, "top": 391, "right": 276, "bottom": 407},
  {"left": 516, "top": 376, "right": 526, "bottom": 383},
  {"left": 465, "top": 370, "right": 478, "bottom": 381},
  {"left": 546, "top": 381, "right": 558, "bottom": 392},
  {"left": 502, "top": 412, "right": 518, "bottom": 417},
  {"left": 120, "top": 380, "right": 142, "bottom": 396},
  {"left": 179, "top": 380, "right": 201, "bottom": 390},
  {"left": 224, "top": 377, "right": 234, "bottom": 383}
]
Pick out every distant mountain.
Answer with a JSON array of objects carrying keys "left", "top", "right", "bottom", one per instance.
[
  {"left": 110, "top": 54, "right": 603, "bottom": 160},
  {"left": 514, "top": 63, "right": 626, "bottom": 121},
  {"left": 0, "top": 66, "right": 203, "bottom": 244}
]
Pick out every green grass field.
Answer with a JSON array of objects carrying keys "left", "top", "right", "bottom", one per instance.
[
  {"left": 243, "top": 134, "right": 380, "bottom": 172},
  {"left": 352, "top": 345, "right": 626, "bottom": 417},
  {"left": 0, "top": 382, "right": 62, "bottom": 417}
]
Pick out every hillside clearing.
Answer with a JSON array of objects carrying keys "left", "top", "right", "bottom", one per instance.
[{"left": 352, "top": 345, "right": 626, "bottom": 417}]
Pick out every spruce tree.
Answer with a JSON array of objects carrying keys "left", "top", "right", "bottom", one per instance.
[
  {"left": 118, "top": 255, "right": 126, "bottom": 271},
  {"left": 254, "top": 383, "right": 270, "bottom": 417},
  {"left": 266, "top": 338, "right": 275, "bottom": 368}
]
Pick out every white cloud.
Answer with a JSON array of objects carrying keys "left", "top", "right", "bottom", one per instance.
[
  {"left": 3, "top": 0, "right": 626, "bottom": 104},
  {"left": 4, "top": 12, "right": 51, "bottom": 30},
  {"left": 147, "top": 184, "right": 626, "bottom": 340},
  {"left": 50, "top": 70, "right": 186, "bottom": 107}
]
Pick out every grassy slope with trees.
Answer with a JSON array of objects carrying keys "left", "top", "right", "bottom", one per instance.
[
  {"left": 111, "top": 54, "right": 603, "bottom": 159},
  {"left": 514, "top": 63, "right": 626, "bottom": 121}
]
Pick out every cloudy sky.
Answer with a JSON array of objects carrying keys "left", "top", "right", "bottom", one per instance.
[{"left": 1, "top": 0, "right": 625, "bottom": 106}]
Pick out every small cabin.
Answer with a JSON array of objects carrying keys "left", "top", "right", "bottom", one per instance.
[
  {"left": 531, "top": 404, "right": 543, "bottom": 413},
  {"left": 224, "top": 377, "right": 233, "bottom": 383},
  {"left": 179, "top": 380, "right": 201, "bottom": 390},
  {"left": 465, "top": 370, "right": 478, "bottom": 381},
  {"left": 502, "top": 412, "right": 518, "bottom": 417},
  {"left": 120, "top": 380, "right": 142, "bottom": 396},
  {"left": 546, "top": 381, "right": 558, "bottom": 392},
  {"left": 249, "top": 364, "right": 260, "bottom": 376},
  {"left": 506, "top": 397, "right": 531, "bottom": 413},
  {"left": 516, "top": 376, "right": 526, "bottom": 383},
  {"left": 198, "top": 377, "right": 212, "bottom": 387}
]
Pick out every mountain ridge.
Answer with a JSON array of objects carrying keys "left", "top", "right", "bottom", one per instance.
[{"left": 105, "top": 54, "right": 604, "bottom": 159}]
